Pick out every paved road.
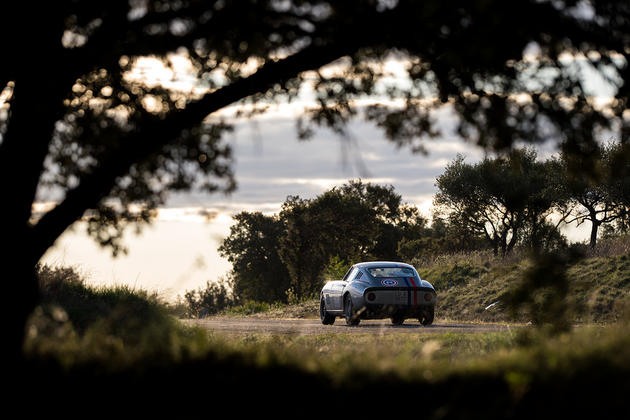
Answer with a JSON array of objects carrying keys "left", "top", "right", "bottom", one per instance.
[{"left": 184, "top": 317, "right": 517, "bottom": 335}]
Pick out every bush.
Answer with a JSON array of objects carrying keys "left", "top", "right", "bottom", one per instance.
[
  {"left": 322, "top": 255, "right": 350, "bottom": 280},
  {"left": 183, "top": 277, "right": 237, "bottom": 318},
  {"left": 28, "top": 264, "right": 210, "bottom": 364},
  {"left": 225, "top": 300, "right": 276, "bottom": 315}
]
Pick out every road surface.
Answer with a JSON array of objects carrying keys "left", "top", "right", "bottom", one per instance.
[{"left": 183, "top": 317, "right": 517, "bottom": 335}]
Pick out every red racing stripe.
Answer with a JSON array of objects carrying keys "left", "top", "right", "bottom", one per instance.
[{"left": 409, "top": 277, "right": 417, "bottom": 306}]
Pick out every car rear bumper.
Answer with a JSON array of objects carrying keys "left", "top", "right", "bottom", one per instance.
[
  {"left": 360, "top": 287, "right": 436, "bottom": 318},
  {"left": 364, "top": 287, "right": 435, "bottom": 305}
]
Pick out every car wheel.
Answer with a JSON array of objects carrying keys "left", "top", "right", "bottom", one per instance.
[
  {"left": 391, "top": 315, "right": 405, "bottom": 325},
  {"left": 320, "top": 297, "right": 335, "bottom": 325},
  {"left": 420, "top": 307, "right": 434, "bottom": 326},
  {"left": 344, "top": 294, "right": 360, "bottom": 326}
]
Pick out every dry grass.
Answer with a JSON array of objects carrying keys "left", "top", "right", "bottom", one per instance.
[{"left": 583, "top": 234, "right": 630, "bottom": 258}]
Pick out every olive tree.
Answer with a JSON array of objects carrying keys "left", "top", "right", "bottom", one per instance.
[{"left": 434, "top": 150, "right": 569, "bottom": 256}]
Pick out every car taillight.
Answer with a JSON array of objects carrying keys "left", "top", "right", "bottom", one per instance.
[
  {"left": 424, "top": 293, "right": 433, "bottom": 302},
  {"left": 367, "top": 292, "right": 376, "bottom": 302}
]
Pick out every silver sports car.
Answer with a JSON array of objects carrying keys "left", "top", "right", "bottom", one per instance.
[{"left": 320, "top": 261, "right": 436, "bottom": 326}]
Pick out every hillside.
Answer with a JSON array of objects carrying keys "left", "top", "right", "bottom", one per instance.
[{"left": 417, "top": 250, "right": 630, "bottom": 324}]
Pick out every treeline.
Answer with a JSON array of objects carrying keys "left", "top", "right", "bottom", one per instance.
[
  {"left": 209, "top": 142, "right": 630, "bottom": 306},
  {"left": 434, "top": 143, "right": 630, "bottom": 255}
]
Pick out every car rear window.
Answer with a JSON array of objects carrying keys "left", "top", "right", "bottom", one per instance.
[{"left": 368, "top": 267, "right": 415, "bottom": 278}]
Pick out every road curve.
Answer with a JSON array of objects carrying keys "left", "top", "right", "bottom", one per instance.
[{"left": 183, "top": 317, "right": 517, "bottom": 335}]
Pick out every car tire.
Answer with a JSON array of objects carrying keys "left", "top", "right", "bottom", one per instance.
[
  {"left": 320, "top": 297, "right": 335, "bottom": 325},
  {"left": 344, "top": 294, "right": 360, "bottom": 326},
  {"left": 391, "top": 315, "right": 405, "bottom": 325},
  {"left": 420, "top": 307, "right": 434, "bottom": 326}
]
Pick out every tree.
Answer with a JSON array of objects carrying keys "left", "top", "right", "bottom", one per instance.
[
  {"left": 278, "top": 186, "right": 382, "bottom": 300},
  {"left": 2, "top": 1, "right": 629, "bottom": 357},
  {"left": 562, "top": 141, "right": 630, "bottom": 247},
  {"left": 218, "top": 212, "right": 290, "bottom": 303},
  {"left": 434, "top": 150, "right": 567, "bottom": 256},
  {"left": 273, "top": 196, "right": 317, "bottom": 299},
  {"left": 397, "top": 213, "right": 490, "bottom": 261},
  {"left": 335, "top": 180, "right": 428, "bottom": 260}
]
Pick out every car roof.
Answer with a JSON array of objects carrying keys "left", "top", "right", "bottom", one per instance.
[{"left": 354, "top": 261, "right": 414, "bottom": 269}]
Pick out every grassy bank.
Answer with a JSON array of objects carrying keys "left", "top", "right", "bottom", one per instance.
[
  {"left": 205, "top": 253, "right": 630, "bottom": 324},
  {"left": 416, "top": 249, "right": 630, "bottom": 324}
]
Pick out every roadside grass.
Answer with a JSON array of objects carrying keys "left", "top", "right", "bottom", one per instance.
[
  {"left": 28, "top": 264, "right": 211, "bottom": 366},
  {"left": 219, "top": 298, "right": 319, "bottom": 318},
  {"left": 202, "top": 330, "right": 519, "bottom": 382}
]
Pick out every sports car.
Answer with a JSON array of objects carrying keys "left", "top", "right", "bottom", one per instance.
[{"left": 320, "top": 261, "right": 436, "bottom": 326}]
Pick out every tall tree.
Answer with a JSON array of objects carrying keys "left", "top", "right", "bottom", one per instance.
[
  {"left": 1, "top": 1, "right": 629, "bottom": 356},
  {"left": 337, "top": 180, "right": 428, "bottom": 260}
]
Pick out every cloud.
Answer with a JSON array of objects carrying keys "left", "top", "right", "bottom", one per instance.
[{"left": 165, "top": 111, "right": 484, "bottom": 212}]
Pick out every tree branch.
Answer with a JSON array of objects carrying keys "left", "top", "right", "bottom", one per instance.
[{"left": 30, "top": 40, "right": 359, "bottom": 261}]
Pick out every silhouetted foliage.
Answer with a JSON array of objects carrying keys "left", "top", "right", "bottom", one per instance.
[
  {"left": 504, "top": 246, "right": 586, "bottom": 334},
  {"left": 183, "top": 278, "right": 236, "bottom": 318},
  {"left": 218, "top": 212, "right": 290, "bottom": 303}
]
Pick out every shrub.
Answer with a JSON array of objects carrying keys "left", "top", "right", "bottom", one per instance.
[
  {"left": 183, "top": 277, "right": 237, "bottom": 318},
  {"left": 28, "top": 264, "right": 210, "bottom": 364},
  {"left": 226, "top": 300, "right": 275, "bottom": 315}
]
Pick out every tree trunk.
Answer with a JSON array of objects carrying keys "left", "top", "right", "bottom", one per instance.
[
  {"left": 590, "top": 219, "right": 601, "bottom": 248},
  {"left": 0, "top": 75, "right": 67, "bottom": 361},
  {"left": 506, "top": 228, "right": 519, "bottom": 255},
  {"left": 500, "top": 231, "right": 508, "bottom": 257},
  {"left": 2, "top": 225, "right": 40, "bottom": 362},
  {"left": 1, "top": 36, "right": 361, "bottom": 359}
]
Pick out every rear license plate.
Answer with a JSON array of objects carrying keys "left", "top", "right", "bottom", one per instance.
[{"left": 395, "top": 290, "right": 408, "bottom": 305}]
